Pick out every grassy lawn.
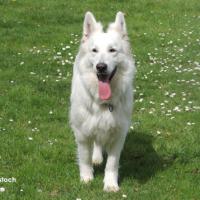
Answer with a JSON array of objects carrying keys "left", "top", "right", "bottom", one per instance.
[{"left": 0, "top": 0, "right": 200, "bottom": 199}]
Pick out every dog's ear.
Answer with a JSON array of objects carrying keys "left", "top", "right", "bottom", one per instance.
[
  {"left": 82, "top": 12, "right": 102, "bottom": 42},
  {"left": 108, "top": 12, "right": 127, "bottom": 38}
]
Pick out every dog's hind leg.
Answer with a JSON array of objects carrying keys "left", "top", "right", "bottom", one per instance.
[
  {"left": 92, "top": 141, "right": 103, "bottom": 166},
  {"left": 77, "top": 141, "right": 94, "bottom": 183}
]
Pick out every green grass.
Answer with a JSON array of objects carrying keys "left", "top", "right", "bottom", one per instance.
[{"left": 0, "top": 0, "right": 200, "bottom": 199}]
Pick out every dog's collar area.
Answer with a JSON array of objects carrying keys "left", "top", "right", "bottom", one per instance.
[
  {"left": 108, "top": 104, "right": 114, "bottom": 112},
  {"left": 101, "top": 103, "right": 114, "bottom": 112}
]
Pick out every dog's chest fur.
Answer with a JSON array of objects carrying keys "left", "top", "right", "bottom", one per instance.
[{"left": 71, "top": 95, "right": 129, "bottom": 144}]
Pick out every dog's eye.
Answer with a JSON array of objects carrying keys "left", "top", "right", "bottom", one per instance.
[
  {"left": 92, "top": 48, "right": 98, "bottom": 53},
  {"left": 109, "top": 48, "right": 116, "bottom": 53}
]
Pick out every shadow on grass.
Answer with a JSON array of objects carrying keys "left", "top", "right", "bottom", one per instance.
[
  {"left": 94, "top": 131, "right": 174, "bottom": 184},
  {"left": 120, "top": 130, "right": 174, "bottom": 183}
]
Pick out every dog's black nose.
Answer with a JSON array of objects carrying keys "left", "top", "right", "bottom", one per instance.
[{"left": 96, "top": 63, "right": 107, "bottom": 73}]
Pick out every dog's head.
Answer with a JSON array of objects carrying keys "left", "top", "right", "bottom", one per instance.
[{"left": 79, "top": 12, "right": 131, "bottom": 101}]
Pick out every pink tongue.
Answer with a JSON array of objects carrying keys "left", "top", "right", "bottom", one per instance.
[{"left": 98, "top": 80, "right": 111, "bottom": 100}]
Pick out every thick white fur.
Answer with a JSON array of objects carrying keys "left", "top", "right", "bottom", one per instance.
[{"left": 70, "top": 11, "right": 135, "bottom": 192}]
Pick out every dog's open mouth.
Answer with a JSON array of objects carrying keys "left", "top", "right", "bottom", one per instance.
[{"left": 97, "top": 67, "right": 117, "bottom": 100}]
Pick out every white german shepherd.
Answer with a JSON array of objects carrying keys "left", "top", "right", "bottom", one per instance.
[{"left": 70, "top": 11, "right": 135, "bottom": 192}]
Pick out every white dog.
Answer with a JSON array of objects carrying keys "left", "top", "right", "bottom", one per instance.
[{"left": 70, "top": 11, "right": 135, "bottom": 192}]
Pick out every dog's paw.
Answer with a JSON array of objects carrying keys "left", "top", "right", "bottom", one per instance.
[
  {"left": 92, "top": 159, "right": 103, "bottom": 166},
  {"left": 103, "top": 171, "right": 119, "bottom": 192},
  {"left": 103, "top": 184, "right": 120, "bottom": 192},
  {"left": 92, "top": 155, "right": 103, "bottom": 166},
  {"left": 80, "top": 174, "right": 94, "bottom": 184},
  {"left": 92, "top": 145, "right": 103, "bottom": 166},
  {"left": 80, "top": 165, "right": 94, "bottom": 183}
]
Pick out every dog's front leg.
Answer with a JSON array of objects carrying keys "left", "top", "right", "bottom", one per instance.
[
  {"left": 103, "top": 134, "right": 126, "bottom": 192},
  {"left": 77, "top": 140, "right": 94, "bottom": 183}
]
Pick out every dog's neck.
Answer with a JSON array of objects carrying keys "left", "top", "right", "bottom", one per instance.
[
  {"left": 108, "top": 104, "right": 114, "bottom": 112},
  {"left": 100, "top": 103, "right": 114, "bottom": 112}
]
